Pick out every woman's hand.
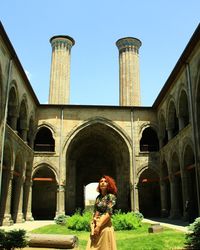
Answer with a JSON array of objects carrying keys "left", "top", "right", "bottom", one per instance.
[{"left": 93, "top": 225, "right": 101, "bottom": 235}]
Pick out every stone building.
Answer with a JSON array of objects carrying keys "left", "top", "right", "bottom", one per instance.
[{"left": 0, "top": 21, "right": 199, "bottom": 225}]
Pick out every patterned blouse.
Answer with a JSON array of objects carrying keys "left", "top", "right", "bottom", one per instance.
[{"left": 94, "top": 193, "right": 117, "bottom": 216}]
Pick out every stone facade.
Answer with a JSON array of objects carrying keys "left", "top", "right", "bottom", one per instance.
[{"left": 0, "top": 21, "right": 199, "bottom": 225}]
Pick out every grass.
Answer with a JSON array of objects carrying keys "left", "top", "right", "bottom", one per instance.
[{"left": 31, "top": 222, "right": 186, "bottom": 250}]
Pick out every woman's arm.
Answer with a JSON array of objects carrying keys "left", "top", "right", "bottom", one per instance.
[{"left": 93, "top": 212, "right": 111, "bottom": 235}]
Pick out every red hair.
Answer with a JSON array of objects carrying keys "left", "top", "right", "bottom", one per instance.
[{"left": 97, "top": 175, "right": 117, "bottom": 194}]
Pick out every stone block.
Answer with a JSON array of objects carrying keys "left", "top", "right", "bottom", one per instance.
[
  {"left": 28, "top": 234, "right": 79, "bottom": 249},
  {"left": 148, "top": 223, "right": 163, "bottom": 233}
]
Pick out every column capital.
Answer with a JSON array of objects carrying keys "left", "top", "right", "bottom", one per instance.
[
  {"left": 116, "top": 37, "right": 142, "bottom": 52},
  {"left": 50, "top": 35, "right": 75, "bottom": 50}
]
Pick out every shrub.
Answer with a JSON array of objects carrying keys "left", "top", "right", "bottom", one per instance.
[
  {"left": 67, "top": 209, "right": 91, "bottom": 231},
  {"left": 0, "top": 229, "right": 28, "bottom": 250},
  {"left": 185, "top": 217, "right": 200, "bottom": 249},
  {"left": 66, "top": 209, "right": 143, "bottom": 232},
  {"left": 0, "top": 229, "right": 6, "bottom": 249},
  {"left": 112, "top": 211, "right": 143, "bottom": 231},
  {"left": 54, "top": 214, "right": 69, "bottom": 225}
]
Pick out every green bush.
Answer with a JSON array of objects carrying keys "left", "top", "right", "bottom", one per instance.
[
  {"left": 0, "top": 229, "right": 28, "bottom": 250},
  {"left": 0, "top": 229, "right": 6, "bottom": 249},
  {"left": 112, "top": 211, "right": 143, "bottom": 231},
  {"left": 67, "top": 209, "right": 91, "bottom": 231},
  {"left": 65, "top": 209, "right": 143, "bottom": 232},
  {"left": 185, "top": 217, "right": 200, "bottom": 249},
  {"left": 54, "top": 214, "right": 69, "bottom": 225}
]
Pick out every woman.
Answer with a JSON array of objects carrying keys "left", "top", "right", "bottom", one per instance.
[{"left": 86, "top": 175, "right": 117, "bottom": 250}]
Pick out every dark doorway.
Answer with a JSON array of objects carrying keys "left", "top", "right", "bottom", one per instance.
[
  {"left": 32, "top": 166, "right": 57, "bottom": 220},
  {"left": 138, "top": 168, "right": 161, "bottom": 217}
]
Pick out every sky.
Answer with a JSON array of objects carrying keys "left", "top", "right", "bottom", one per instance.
[{"left": 0, "top": 1, "right": 200, "bottom": 107}]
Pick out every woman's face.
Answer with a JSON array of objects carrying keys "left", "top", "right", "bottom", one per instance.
[{"left": 99, "top": 177, "right": 108, "bottom": 192}]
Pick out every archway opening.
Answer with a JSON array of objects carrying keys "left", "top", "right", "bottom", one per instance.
[
  {"left": 65, "top": 122, "right": 130, "bottom": 214},
  {"left": 34, "top": 127, "right": 55, "bottom": 152},
  {"left": 85, "top": 182, "right": 98, "bottom": 210},
  {"left": 140, "top": 127, "right": 159, "bottom": 152},
  {"left": 32, "top": 166, "right": 57, "bottom": 220},
  {"left": 138, "top": 168, "right": 160, "bottom": 217}
]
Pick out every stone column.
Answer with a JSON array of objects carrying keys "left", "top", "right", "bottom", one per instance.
[
  {"left": 2, "top": 171, "right": 13, "bottom": 226},
  {"left": 169, "top": 175, "right": 181, "bottom": 218},
  {"left": 178, "top": 116, "right": 185, "bottom": 130},
  {"left": 167, "top": 127, "right": 173, "bottom": 140},
  {"left": 160, "top": 180, "right": 169, "bottom": 217},
  {"left": 21, "top": 129, "right": 28, "bottom": 143},
  {"left": 56, "top": 184, "right": 65, "bottom": 217},
  {"left": 16, "top": 177, "right": 25, "bottom": 223},
  {"left": 26, "top": 181, "right": 34, "bottom": 221},
  {"left": 116, "top": 37, "right": 142, "bottom": 106},
  {"left": 49, "top": 35, "right": 75, "bottom": 104}
]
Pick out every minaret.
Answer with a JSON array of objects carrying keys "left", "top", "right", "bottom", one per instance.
[
  {"left": 49, "top": 35, "right": 75, "bottom": 104},
  {"left": 116, "top": 37, "right": 142, "bottom": 106}
]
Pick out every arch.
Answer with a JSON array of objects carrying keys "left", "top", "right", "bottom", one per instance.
[
  {"left": 7, "top": 82, "right": 19, "bottom": 130},
  {"left": 64, "top": 117, "right": 132, "bottom": 214},
  {"left": 32, "top": 165, "right": 57, "bottom": 219},
  {"left": 166, "top": 99, "right": 179, "bottom": 138},
  {"left": 137, "top": 167, "right": 161, "bottom": 217},
  {"left": 34, "top": 126, "right": 55, "bottom": 152},
  {"left": 17, "top": 96, "right": 28, "bottom": 140},
  {"left": 178, "top": 88, "right": 189, "bottom": 129},
  {"left": 32, "top": 162, "right": 59, "bottom": 183},
  {"left": 62, "top": 117, "right": 132, "bottom": 151},
  {"left": 139, "top": 125, "right": 159, "bottom": 152},
  {"left": 158, "top": 111, "right": 168, "bottom": 147}
]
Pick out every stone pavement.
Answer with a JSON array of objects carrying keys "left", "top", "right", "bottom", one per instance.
[
  {"left": 0, "top": 220, "right": 55, "bottom": 232},
  {"left": 0, "top": 218, "right": 190, "bottom": 233},
  {"left": 142, "top": 218, "right": 190, "bottom": 233}
]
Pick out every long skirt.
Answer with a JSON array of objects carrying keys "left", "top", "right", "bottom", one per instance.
[{"left": 86, "top": 220, "right": 117, "bottom": 250}]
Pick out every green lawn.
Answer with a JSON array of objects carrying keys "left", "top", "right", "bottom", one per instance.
[{"left": 31, "top": 222, "right": 186, "bottom": 250}]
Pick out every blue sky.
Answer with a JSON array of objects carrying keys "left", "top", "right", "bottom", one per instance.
[{"left": 1, "top": 0, "right": 199, "bottom": 106}]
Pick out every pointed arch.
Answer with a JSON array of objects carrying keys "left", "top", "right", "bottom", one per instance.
[
  {"left": 7, "top": 82, "right": 19, "bottom": 130},
  {"left": 64, "top": 117, "right": 132, "bottom": 214},
  {"left": 32, "top": 164, "right": 57, "bottom": 219},
  {"left": 158, "top": 111, "right": 168, "bottom": 147},
  {"left": 178, "top": 88, "right": 189, "bottom": 129},
  {"left": 139, "top": 124, "right": 159, "bottom": 152},
  {"left": 17, "top": 95, "right": 28, "bottom": 140},
  {"left": 166, "top": 99, "right": 179, "bottom": 138},
  {"left": 34, "top": 125, "right": 55, "bottom": 152}
]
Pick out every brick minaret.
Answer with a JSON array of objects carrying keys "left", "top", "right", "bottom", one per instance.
[
  {"left": 116, "top": 37, "right": 142, "bottom": 106},
  {"left": 49, "top": 35, "right": 75, "bottom": 104}
]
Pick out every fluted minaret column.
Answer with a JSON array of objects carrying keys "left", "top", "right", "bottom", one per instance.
[
  {"left": 49, "top": 35, "right": 75, "bottom": 104},
  {"left": 116, "top": 37, "right": 142, "bottom": 106}
]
